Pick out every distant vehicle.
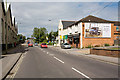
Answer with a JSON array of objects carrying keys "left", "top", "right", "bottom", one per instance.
[
  {"left": 89, "top": 27, "right": 100, "bottom": 35},
  {"left": 61, "top": 43, "right": 71, "bottom": 49},
  {"left": 40, "top": 43, "right": 48, "bottom": 48},
  {"left": 28, "top": 43, "right": 33, "bottom": 47},
  {"left": 34, "top": 43, "right": 38, "bottom": 46}
]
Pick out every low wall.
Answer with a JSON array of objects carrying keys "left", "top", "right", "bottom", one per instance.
[{"left": 90, "top": 48, "right": 120, "bottom": 58}]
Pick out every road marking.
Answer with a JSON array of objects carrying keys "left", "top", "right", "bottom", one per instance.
[
  {"left": 47, "top": 52, "right": 49, "bottom": 54},
  {"left": 72, "top": 67, "right": 92, "bottom": 80},
  {"left": 54, "top": 57, "right": 64, "bottom": 64},
  {"left": 66, "top": 52, "right": 69, "bottom": 54},
  {"left": 49, "top": 54, "right": 54, "bottom": 56}
]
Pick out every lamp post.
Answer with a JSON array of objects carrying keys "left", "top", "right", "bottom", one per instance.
[{"left": 48, "top": 19, "right": 54, "bottom": 45}]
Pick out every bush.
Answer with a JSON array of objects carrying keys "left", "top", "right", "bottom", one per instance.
[
  {"left": 104, "top": 44, "right": 110, "bottom": 46},
  {"left": 86, "top": 45, "right": 92, "bottom": 48},
  {"left": 94, "top": 45, "right": 100, "bottom": 47},
  {"left": 48, "top": 42, "right": 53, "bottom": 45},
  {"left": 43, "top": 40, "right": 47, "bottom": 43}
]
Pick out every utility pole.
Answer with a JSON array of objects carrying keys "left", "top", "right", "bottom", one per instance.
[{"left": 48, "top": 19, "right": 54, "bottom": 45}]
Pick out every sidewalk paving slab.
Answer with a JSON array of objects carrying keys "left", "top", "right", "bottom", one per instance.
[
  {"left": 0, "top": 44, "right": 26, "bottom": 79},
  {"left": 1, "top": 53, "right": 22, "bottom": 79}
]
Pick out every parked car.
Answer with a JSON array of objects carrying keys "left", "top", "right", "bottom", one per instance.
[
  {"left": 28, "top": 43, "right": 33, "bottom": 47},
  {"left": 40, "top": 43, "right": 48, "bottom": 48},
  {"left": 61, "top": 43, "right": 71, "bottom": 49},
  {"left": 34, "top": 43, "right": 38, "bottom": 46}
]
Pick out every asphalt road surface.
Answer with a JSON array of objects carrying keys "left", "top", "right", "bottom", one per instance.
[{"left": 14, "top": 46, "right": 118, "bottom": 79}]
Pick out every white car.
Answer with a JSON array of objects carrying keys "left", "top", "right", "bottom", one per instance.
[{"left": 61, "top": 43, "right": 71, "bottom": 49}]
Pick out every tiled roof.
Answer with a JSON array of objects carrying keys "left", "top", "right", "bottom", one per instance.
[
  {"left": 61, "top": 21, "right": 76, "bottom": 29},
  {"left": 110, "top": 21, "right": 120, "bottom": 26},
  {"left": 68, "top": 15, "right": 120, "bottom": 27},
  {"left": 76, "top": 15, "right": 112, "bottom": 24}
]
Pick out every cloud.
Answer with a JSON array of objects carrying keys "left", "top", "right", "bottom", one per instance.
[{"left": 10, "top": 2, "right": 118, "bottom": 37}]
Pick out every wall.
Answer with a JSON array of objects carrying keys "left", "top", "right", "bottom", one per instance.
[
  {"left": 90, "top": 48, "right": 120, "bottom": 58},
  {"left": 82, "top": 23, "right": 115, "bottom": 48},
  {"left": 1, "top": 2, "right": 6, "bottom": 51},
  {"left": 0, "top": 2, "right": 2, "bottom": 44},
  {"left": 0, "top": 2, "right": 2, "bottom": 53},
  {"left": 58, "top": 20, "right": 63, "bottom": 46}
]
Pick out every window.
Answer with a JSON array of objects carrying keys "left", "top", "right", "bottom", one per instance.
[
  {"left": 116, "top": 26, "right": 119, "bottom": 31},
  {"left": 1, "top": 18, "right": 4, "bottom": 42}
]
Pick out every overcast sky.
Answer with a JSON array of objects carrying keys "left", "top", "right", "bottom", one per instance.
[{"left": 10, "top": 1, "right": 119, "bottom": 38}]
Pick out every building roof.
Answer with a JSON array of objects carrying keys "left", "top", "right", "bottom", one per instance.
[
  {"left": 61, "top": 21, "right": 76, "bottom": 29},
  {"left": 110, "top": 21, "right": 120, "bottom": 26},
  {"left": 4, "top": 2, "right": 10, "bottom": 11},
  {"left": 68, "top": 15, "right": 120, "bottom": 27},
  {"left": 75, "top": 15, "right": 112, "bottom": 24},
  {"left": 1, "top": 1, "right": 6, "bottom": 16}
]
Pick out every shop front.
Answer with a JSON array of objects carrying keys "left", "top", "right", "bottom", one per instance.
[
  {"left": 68, "top": 35, "right": 73, "bottom": 45},
  {"left": 73, "top": 33, "right": 80, "bottom": 48},
  {"left": 63, "top": 35, "right": 68, "bottom": 43}
]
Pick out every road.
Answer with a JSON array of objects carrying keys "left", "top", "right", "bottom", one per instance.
[{"left": 13, "top": 46, "right": 118, "bottom": 79}]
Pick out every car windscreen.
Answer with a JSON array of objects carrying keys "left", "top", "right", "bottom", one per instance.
[
  {"left": 42, "top": 43, "right": 46, "bottom": 45},
  {"left": 64, "top": 43, "right": 69, "bottom": 45}
]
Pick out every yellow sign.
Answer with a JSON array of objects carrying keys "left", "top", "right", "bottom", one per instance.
[{"left": 60, "top": 35, "right": 62, "bottom": 39}]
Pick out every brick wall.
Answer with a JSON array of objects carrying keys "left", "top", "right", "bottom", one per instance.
[
  {"left": 90, "top": 49, "right": 120, "bottom": 58},
  {"left": 82, "top": 23, "right": 115, "bottom": 48}
]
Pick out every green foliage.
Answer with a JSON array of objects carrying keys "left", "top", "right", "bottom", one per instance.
[
  {"left": 43, "top": 40, "right": 47, "bottom": 43},
  {"left": 17, "top": 34, "right": 26, "bottom": 43},
  {"left": 48, "top": 42, "right": 53, "bottom": 45},
  {"left": 104, "top": 44, "right": 110, "bottom": 46},
  {"left": 32, "top": 27, "right": 48, "bottom": 42},
  {"left": 94, "top": 45, "right": 100, "bottom": 47},
  {"left": 86, "top": 44, "right": 92, "bottom": 48},
  {"left": 48, "top": 30, "right": 58, "bottom": 42}
]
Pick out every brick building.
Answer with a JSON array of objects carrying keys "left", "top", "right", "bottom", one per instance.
[{"left": 58, "top": 15, "right": 120, "bottom": 48}]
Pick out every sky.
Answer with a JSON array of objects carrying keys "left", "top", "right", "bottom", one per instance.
[{"left": 9, "top": 0, "right": 119, "bottom": 38}]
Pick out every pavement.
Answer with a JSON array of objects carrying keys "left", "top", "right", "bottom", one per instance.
[
  {"left": 50, "top": 45, "right": 119, "bottom": 65},
  {"left": 0, "top": 44, "right": 27, "bottom": 80}
]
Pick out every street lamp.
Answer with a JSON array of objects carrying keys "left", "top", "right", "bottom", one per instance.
[{"left": 48, "top": 19, "right": 54, "bottom": 45}]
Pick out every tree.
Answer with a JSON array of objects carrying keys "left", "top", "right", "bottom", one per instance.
[
  {"left": 48, "top": 30, "right": 58, "bottom": 42},
  {"left": 17, "top": 34, "right": 26, "bottom": 43},
  {"left": 32, "top": 27, "right": 48, "bottom": 43}
]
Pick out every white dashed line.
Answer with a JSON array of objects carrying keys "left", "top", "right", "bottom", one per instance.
[
  {"left": 49, "top": 54, "right": 54, "bottom": 56},
  {"left": 54, "top": 57, "right": 64, "bottom": 64},
  {"left": 72, "top": 67, "right": 92, "bottom": 80}
]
